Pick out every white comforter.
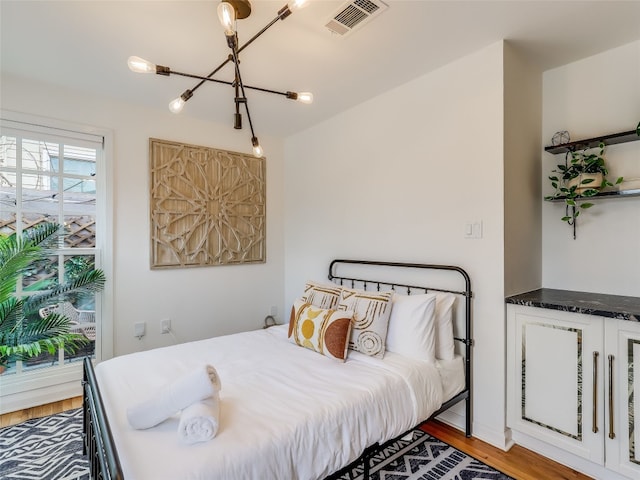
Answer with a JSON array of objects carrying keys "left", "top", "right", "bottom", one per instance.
[{"left": 96, "top": 325, "right": 446, "bottom": 480}]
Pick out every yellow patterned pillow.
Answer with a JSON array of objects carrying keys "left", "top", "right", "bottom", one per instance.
[
  {"left": 338, "top": 287, "right": 394, "bottom": 358},
  {"left": 288, "top": 299, "right": 353, "bottom": 362}
]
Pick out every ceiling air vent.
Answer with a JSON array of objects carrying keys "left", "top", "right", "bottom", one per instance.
[{"left": 325, "top": 0, "right": 388, "bottom": 37}]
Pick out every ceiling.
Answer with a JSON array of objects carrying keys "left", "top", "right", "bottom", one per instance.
[{"left": 2, "top": 1, "right": 640, "bottom": 138}]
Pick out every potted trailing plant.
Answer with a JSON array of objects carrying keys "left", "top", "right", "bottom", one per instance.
[
  {"left": 545, "top": 142, "right": 623, "bottom": 226},
  {"left": 0, "top": 223, "right": 105, "bottom": 373}
]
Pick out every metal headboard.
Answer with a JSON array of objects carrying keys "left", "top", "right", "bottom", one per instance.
[{"left": 328, "top": 259, "right": 473, "bottom": 437}]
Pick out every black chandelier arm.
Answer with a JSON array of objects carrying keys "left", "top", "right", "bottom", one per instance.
[
  {"left": 167, "top": 68, "right": 292, "bottom": 99},
  {"left": 230, "top": 45, "right": 257, "bottom": 140},
  {"left": 232, "top": 44, "right": 243, "bottom": 130}
]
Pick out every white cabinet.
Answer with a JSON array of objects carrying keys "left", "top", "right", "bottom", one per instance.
[
  {"left": 606, "top": 319, "right": 640, "bottom": 479},
  {"left": 507, "top": 304, "right": 640, "bottom": 480}
]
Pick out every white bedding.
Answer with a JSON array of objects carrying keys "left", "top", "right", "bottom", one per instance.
[{"left": 96, "top": 325, "right": 463, "bottom": 480}]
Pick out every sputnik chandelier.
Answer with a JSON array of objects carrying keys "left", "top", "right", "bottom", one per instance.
[{"left": 128, "top": 0, "right": 313, "bottom": 157}]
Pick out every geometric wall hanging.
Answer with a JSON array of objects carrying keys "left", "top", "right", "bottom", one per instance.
[{"left": 149, "top": 138, "right": 265, "bottom": 269}]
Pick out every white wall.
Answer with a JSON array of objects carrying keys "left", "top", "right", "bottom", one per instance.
[
  {"left": 503, "top": 42, "right": 542, "bottom": 297},
  {"left": 0, "top": 73, "right": 286, "bottom": 357},
  {"left": 542, "top": 41, "right": 640, "bottom": 296},
  {"left": 284, "top": 42, "right": 510, "bottom": 448}
]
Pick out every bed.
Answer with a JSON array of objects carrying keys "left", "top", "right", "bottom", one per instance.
[{"left": 82, "top": 259, "right": 473, "bottom": 480}]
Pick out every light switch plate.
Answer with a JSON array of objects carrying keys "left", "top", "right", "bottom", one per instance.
[{"left": 464, "top": 220, "right": 483, "bottom": 239}]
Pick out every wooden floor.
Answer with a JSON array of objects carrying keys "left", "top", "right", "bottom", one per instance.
[
  {"left": 422, "top": 421, "right": 593, "bottom": 480},
  {"left": 1, "top": 397, "right": 593, "bottom": 480},
  {"left": 0, "top": 396, "right": 83, "bottom": 428}
]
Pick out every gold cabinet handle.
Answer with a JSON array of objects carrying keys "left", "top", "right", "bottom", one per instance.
[
  {"left": 593, "top": 351, "right": 599, "bottom": 433},
  {"left": 608, "top": 354, "right": 615, "bottom": 439}
]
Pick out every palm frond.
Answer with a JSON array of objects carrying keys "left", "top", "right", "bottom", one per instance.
[
  {"left": 24, "top": 269, "right": 106, "bottom": 315},
  {"left": 0, "top": 296, "right": 23, "bottom": 337},
  {"left": 0, "top": 311, "right": 88, "bottom": 360},
  {"left": 0, "top": 241, "right": 42, "bottom": 303},
  {"left": 0, "top": 223, "right": 60, "bottom": 304}
]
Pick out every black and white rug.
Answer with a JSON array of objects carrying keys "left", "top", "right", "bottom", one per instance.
[
  {"left": 0, "top": 409, "right": 89, "bottom": 480},
  {"left": 330, "top": 428, "right": 514, "bottom": 480},
  {"left": 0, "top": 409, "right": 513, "bottom": 480}
]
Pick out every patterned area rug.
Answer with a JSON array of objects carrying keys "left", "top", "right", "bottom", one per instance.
[
  {"left": 0, "top": 409, "right": 89, "bottom": 480},
  {"left": 0, "top": 409, "right": 513, "bottom": 480},
  {"left": 330, "top": 428, "right": 515, "bottom": 480}
]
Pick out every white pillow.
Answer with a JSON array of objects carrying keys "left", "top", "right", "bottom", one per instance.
[
  {"left": 386, "top": 293, "right": 438, "bottom": 362},
  {"left": 435, "top": 293, "right": 456, "bottom": 360}
]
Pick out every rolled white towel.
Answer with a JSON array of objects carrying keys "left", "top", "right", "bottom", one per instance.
[
  {"left": 127, "top": 365, "right": 221, "bottom": 430},
  {"left": 178, "top": 396, "right": 220, "bottom": 444}
]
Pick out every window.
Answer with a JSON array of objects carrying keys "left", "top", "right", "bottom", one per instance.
[{"left": 0, "top": 114, "right": 111, "bottom": 405}]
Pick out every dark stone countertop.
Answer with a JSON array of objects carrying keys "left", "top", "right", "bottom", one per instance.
[{"left": 505, "top": 288, "right": 640, "bottom": 322}]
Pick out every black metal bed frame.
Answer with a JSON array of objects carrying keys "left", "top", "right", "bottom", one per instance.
[{"left": 81, "top": 259, "right": 472, "bottom": 480}]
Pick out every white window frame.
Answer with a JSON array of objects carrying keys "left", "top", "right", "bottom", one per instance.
[{"left": 0, "top": 110, "right": 114, "bottom": 413}]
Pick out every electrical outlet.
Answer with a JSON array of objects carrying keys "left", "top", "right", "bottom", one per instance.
[
  {"left": 161, "top": 318, "right": 171, "bottom": 334},
  {"left": 134, "top": 322, "right": 145, "bottom": 339}
]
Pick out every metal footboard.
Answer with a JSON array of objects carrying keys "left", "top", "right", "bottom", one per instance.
[{"left": 82, "top": 357, "right": 124, "bottom": 480}]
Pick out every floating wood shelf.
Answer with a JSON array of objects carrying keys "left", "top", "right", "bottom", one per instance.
[{"left": 545, "top": 130, "right": 639, "bottom": 154}]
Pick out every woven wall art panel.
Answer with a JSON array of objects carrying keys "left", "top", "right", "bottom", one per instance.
[{"left": 149, "top": 138, "right": 265, "bottom": 269}]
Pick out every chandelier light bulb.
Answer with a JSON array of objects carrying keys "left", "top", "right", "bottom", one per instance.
[
  {"left": 296, "top": 92, "right": 313, "bottom": 104},
  {"left": 252, "top": 137, "right": 264, "bottom": 157},
  {"left": 168, "top": 97, "right": 186, "bottom": 114},
  {"left": 128, "top": 56, "right": 156, "bottom": 74},
  {"left": 217, "top": 2, "right": 236, "bottom": 36},
  {"left": 288, "top": 0, "right": 309, "bottom": 12}
]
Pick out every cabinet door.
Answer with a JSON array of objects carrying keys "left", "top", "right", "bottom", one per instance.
[
  {"left": 605, "top": 319, "right": 640, "bottom": 479},
  {"left": 507, "top": 305, "right": 604, "bottom": 463}
]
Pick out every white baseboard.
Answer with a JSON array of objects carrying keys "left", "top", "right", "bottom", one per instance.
[
  {"left": 434, "top": 411, "right": 514, "bottom": 452},
  {"left": 471, "top": 421, "right": 514, "bottom": 451},
  {"left": 0, "top": 363, "right": 83, "bottom": 414},
  {"left": 435, "top": 409, "right": 464, "bottom": 430}
]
